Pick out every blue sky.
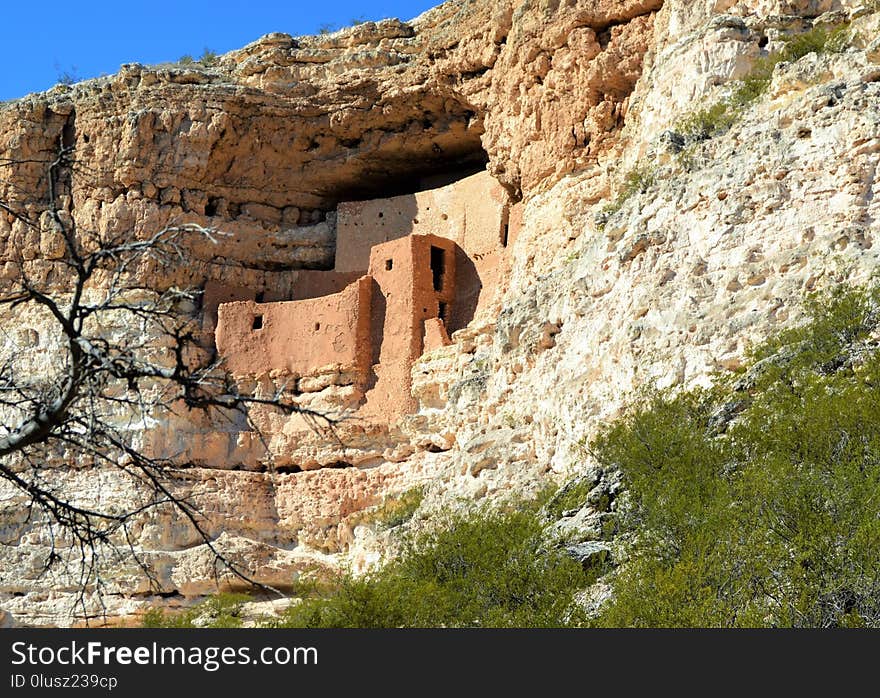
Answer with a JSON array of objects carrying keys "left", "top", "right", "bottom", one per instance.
[{"left": 1, "top": 1, "right": 440, "bottom": 101}]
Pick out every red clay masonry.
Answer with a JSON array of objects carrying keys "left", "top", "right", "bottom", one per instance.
[{"left": 214, "top": 171, "right": 520, "bottom": 422}]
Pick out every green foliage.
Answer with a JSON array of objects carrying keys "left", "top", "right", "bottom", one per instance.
[
  {"left": 600, "top": 163, "right": 657, "bottom": 224},
  {"left": 170, "top": 48, "right": 218, "bottom": 69},
  {"left": 592, "top": 283, "right": 880, "bottom": 627},
  {"left": 278, "top": 500, "right": 594, "bottom": 628},
  {"left": 675, "top": 23, "right": 852, "bottom": 144},
  {"left": 545, "top": 477, "right": 594, "bottom": 520},
  {"left": 199, "top": 48, "right": 219, "bottom": 66},
  {"left": 749, "top": 283, "right": 880, "bottom": 367},
  {"left": 142, "top": 593, "right": 250, "bottom": 628},
  {"left": 675, "top": 101, "right": 739, "bottom": 142},
  {"left": 369, "top": 486, "right": 425, "bottom": 529},
  {"left": 620, "top": 165, "right": 656, "bottom": 200},
  {"left": 782, "top": 23, "right": 852, "bottom": 60}
]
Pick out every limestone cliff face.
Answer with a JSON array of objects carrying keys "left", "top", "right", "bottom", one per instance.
[{"left": 1, "top": 0, "right": 879, "bottom": 625}]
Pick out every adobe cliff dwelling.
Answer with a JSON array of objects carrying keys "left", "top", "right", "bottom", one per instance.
[
  {"left": 6, "top": 0, "right": 880, "bottom": 629},
  {"left": 213, "top": 170, "right": 521, "bottom": 423}
]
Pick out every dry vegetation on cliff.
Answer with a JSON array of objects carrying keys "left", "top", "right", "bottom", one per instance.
[
  {"left": 593, "top": 283, "right": 880, "bottom": 627},
  {"left": 3, "top": 0, "right": 880, "bottom": 627},
  {"left": 145, "top": 492, "right": 600, "bottom": 628},
  {"left": 675, "top": 21, "right": 854, "bottom": 144},
  {"left": 144, "top": 284, "right": 880, "bottom": 628}
]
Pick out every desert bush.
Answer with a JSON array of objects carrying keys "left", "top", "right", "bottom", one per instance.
[
  {"left": 370, "top": 486, "right": 425, "bottom": 529},
  {"left": 277, "top": 500, "right": 595, "bottom": 628},
  {"left": 142, "top": 593, "right": 250, "bottom": 628},
  {"left": 675, "top": 22, "right": 852, "bottom": 144},
  {"left": 142, "top": 495, "right": 596, "bottom": 628},
  {"left": 545, "top": 477, "right": 595, "bottom": 520},
  {"left": 198, "top": 48, "right": 219, "bottom": 66},
  {"left": 599, "top": 163, "right": 657, "bottom": 223},
  {"left": 592, "top": 282, "right": 880, "bottom": 627},
  {"left": 782, "top": 23, "right": 852, "bottom": 60},
  {"left": 170, "top": 49, "right": 218, "bottom": 69},
  {"left": 676, "top": 101, "right": 740, "bottom": 142}
]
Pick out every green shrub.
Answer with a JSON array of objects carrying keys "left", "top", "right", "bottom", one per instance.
[
  {"left": 142, "top": 593, "right": 250, "bottom": 628},
  {"left": 545, "top": 477, "right": 595, "bottom": 520},
  {"left": 370, "top": 486, "right": 425, "bottom": 529},
  {"left": 199, "top": 48, "right": 219, "bottom": 66},
  {"left": 621, "top": 165, "right": 656, "bottom": 198},
  {"left": 169, "top": 49, "right": 218, "bottom": 69},
  {"left": 592, "top": 282, "right": 880, "bottom": 627},
  {"left": 781, "top": 23, "right": 852, "bottom": 61},
  {"left": 675, "top": 22, "right": 852, "bottom": 144},
  {"left": 278, "top": 500, "right": 595, "bottom": 628},
  {"left": 600, "top": 163, "right": 656, "bottom": 223},
  {"left": 676, "top": 101, "right": 739, "bottom": 142}
]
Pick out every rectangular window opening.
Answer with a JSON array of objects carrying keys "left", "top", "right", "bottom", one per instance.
[
  {"left": 385, "top": 259, "right": 393, "bottom": 271},
  {"left": 430, "top": 246, "right": 445, "bottom": 292},
  {"left": 252, "top": 315, "right": 264, "bottom": 330},
  {"left": 500, "top": 206, "right": 510, "bottom": 247}
]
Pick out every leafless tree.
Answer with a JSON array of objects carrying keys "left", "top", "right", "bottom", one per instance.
[{"left": 0, "top": 141, "right": 328, "bottom": 621}]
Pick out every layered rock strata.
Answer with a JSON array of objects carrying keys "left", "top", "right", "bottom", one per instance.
[{"left": 1, "top": 0, "right": 878, "bottom": 625}]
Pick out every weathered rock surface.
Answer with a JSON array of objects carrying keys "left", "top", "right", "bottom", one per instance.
[{"left": 2, "top": 0, "right": 880, "bottom": 625}]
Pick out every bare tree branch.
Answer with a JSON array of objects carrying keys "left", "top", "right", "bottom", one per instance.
[{"left": 0, "top": 143, "right": 331, "bottom": 623}]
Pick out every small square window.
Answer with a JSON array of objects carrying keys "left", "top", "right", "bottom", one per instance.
[
  {"left": 252, "top": 315, "right": 263, "bottom": 330},
  {"left": 385, "top": 259, "right": 393, "bottom": 271}
]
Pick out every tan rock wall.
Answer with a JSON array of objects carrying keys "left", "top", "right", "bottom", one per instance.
[{"left": 5, "top": 0, "right": 880, "bottom": 626}]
